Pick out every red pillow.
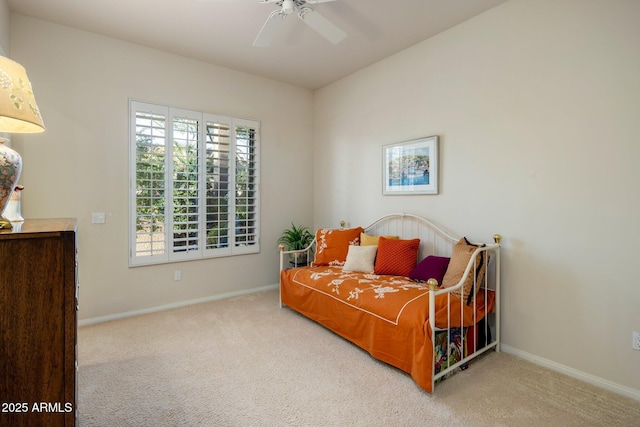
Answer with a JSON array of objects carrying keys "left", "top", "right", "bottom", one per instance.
[
  {"left": 312, "top": 227, "right": 364, "bottom": 267},
  {"left": 374, "top": 237, "right": 420, "bottom": 277}
]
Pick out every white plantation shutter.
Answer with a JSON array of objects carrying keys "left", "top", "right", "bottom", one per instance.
[
  {"left": 169, "top": 109, "right": 202, "bottom": 260},
  {"left": 234, "top": 120, "right": 259, "bottom": 252},
  {"left": 131, "top": 103, "right": 170, "bottom": 264},
  {"left": 129, "top": 101, "right": 260, "bottom": 266},
  {"left": 204, "top": 118, "right": 231, "bottom": 254}
]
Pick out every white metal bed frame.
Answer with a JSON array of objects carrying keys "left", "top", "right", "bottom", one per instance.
[{"left": 279, "top": 213, "right": 501, "bottom": 390}]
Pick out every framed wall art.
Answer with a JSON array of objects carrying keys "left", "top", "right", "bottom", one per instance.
[{"left": 383, "top": 135, "right": 438, "bottom": 195}]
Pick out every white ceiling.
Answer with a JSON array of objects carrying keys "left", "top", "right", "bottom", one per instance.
[{"left": 7, "top": 0, "right": 508, "bottom": 90}]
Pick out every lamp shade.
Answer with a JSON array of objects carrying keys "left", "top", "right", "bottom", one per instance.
[
  {"left": 0, "top": 56, "right": 45, "bottom": 133},
  {"left": 0, "top": 56, "right": 45, "bottom": 229}
]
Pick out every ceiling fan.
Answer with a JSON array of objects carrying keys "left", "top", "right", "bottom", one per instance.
[{"left": 252, "top": 0, "right": 347, "bottom": 47}]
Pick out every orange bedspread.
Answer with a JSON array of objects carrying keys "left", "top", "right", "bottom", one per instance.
[{"left": 280, "top": 266, "right": 495, "bottom": 392}]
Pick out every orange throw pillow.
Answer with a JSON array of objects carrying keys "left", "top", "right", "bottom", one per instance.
[
  {"left": 374, "top": 237, "right": 420, "bottom": 277},
  {"left": 312, "top": 227, "right": 364, "bottom": 267}
]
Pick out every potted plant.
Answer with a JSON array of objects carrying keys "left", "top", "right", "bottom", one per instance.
[{"left": 278, "top": 223, "right": 314, "bottom": 266}]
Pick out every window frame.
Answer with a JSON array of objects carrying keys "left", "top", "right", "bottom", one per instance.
[{"left": 129, "top": 100, "right": 260, "bottom": 267}]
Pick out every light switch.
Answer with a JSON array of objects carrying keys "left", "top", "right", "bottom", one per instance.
[{"left": 91, "top": 212, "right": 106, "bottom": 224}]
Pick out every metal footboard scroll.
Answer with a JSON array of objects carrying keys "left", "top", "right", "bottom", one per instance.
[
  {"left": 279, "top": 240, "right": 316, "bottom": 308},
  {"left": 429, "top": 234, "right": 502, "bottom": 390}
]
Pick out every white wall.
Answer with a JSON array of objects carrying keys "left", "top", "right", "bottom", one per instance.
[
  {"left": 9, "top": 14, "right": 315, "bottom": 321},
  {"left": 314, "top": 0, "right": 640, "bottom": 394}
]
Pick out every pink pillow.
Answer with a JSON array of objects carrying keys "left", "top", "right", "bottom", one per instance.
[{"left": 409, "top": 256, "right": 450, "bottom": 284}]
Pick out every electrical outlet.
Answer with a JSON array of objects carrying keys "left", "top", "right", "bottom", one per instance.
[
  {"left": 633, "top": 332, "right": 640, "bottom": 351},
  {"left": 174, "top": 270, "right": 182, "bottom": 281},
  {"left": 91, "top": 212, "right": 106, "bottom": 224}
]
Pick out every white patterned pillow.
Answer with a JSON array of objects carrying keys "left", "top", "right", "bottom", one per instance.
[{"left": 342, "top": 245, "right": 378, "bottom": 273}]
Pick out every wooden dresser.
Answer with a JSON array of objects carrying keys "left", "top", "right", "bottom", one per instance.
[{"left": 0, "top": 218, "right": 78, "bottom": 426}]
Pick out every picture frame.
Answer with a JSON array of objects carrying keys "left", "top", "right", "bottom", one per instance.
[{"left": 383, "top": 135, "right": 438, "bottom": 195}]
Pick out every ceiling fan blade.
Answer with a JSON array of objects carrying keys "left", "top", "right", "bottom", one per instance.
[
  {"left": 297, "top": 7, "right": 346, "bottom": 44},
  {"left": 253, "top": 10, "right": 286, "bottom": 47}
]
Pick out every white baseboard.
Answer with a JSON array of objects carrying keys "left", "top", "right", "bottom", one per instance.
[
  {"left": 79, "top": 283, "right": 279, "bottom": 327},
  {"left": 501, "top": 344, "right": 640, "bottom": 402}
]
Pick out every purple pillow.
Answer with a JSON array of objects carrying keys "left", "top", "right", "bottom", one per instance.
[{"left": 409, "top": 256, "right": 450, "bottom": 284}]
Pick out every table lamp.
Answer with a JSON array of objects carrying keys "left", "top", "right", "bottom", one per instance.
[{"left": 0, "top": 55, "right": 45, "bottom": 229}]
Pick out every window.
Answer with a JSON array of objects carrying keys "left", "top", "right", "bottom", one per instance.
[{"left": 129, "top": 101, "right": 260, "bottom": 266}]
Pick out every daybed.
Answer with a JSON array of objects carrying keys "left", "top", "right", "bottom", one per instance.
[{"left": 279, "top": 213, "right": 501, "bottom": 393}]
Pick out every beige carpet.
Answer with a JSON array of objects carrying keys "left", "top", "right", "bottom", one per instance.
[{"left": 78, "top": 289, "right": 640, "bottom": 426}]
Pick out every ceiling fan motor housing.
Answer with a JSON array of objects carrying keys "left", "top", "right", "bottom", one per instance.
[
  {"left": 255, "top": 0, "right": 346, "bottom": 47},
  {"left": 282, "top": 0, "right": 295, "bottom": 15}
]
